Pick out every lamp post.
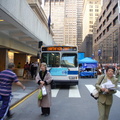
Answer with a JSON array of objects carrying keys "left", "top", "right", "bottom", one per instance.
[{"left": 98, "top": 49, "right": 102, "bottom": 63}]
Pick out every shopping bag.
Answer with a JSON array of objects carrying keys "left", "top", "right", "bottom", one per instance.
[
  {"left": 42, "top": 86, "right": 47, "bottom": 96},
  {"left": 38, "top": 89, "right": 42, "bottom": 100}
]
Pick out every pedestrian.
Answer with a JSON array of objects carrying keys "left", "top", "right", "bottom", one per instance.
[
  {"left": 95, "top": 66, "right": 118, "bottom": 120},
  {"left": 0, "top": 63, "right": 26, "bottom": 120},
  {"left": 30, "top": 62, "right": 34, "bottom": 79},
  {"left": 36, "top": 62, "right": 52, "bottom": 116},
  {"left": 33, "top": 62, "right": 38, "bottom": 77},
  {"left": 115, "top": 65, "right": 120, "bottom": 82},
  {"left": 97, "top": 64, "right": 102, "bottom": 76},
  {"left": 23, "top": 62, "right": 30, "bottom": 79}
]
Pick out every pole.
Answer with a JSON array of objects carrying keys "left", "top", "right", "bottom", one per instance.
[{"left": 48, "top": 0, "right": 51, "bottom": 34}]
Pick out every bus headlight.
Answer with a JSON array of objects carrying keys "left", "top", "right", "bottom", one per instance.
[{"left": 69, "top": 76, "right": 77, "bottom": 80}]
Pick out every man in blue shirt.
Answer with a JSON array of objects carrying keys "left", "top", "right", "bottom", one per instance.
[{"left": 0, "top": 63, "right": 26, "bottom": 120}]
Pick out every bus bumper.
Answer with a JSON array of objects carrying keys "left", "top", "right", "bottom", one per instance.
[{"left": 53, "top": 80, "right": 78, "bottom": 86}]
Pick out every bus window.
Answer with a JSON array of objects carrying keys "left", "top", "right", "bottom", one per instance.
[
  {"left": 61, "top": 53, "right": 77, "bottom": 67},
  {"left": 41, "top": 53, "right": 60, "bottom": 67}
]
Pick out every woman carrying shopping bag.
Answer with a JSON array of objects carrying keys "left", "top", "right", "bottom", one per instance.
[{"left": 36, "top": 62, "right": 52, "bottom": 116}]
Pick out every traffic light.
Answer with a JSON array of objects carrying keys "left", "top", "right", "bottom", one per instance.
[
  {"left": 38, "top": 41, "right": 43, "bottom": 48},
  {"left": 37, "top": 53, "right": 40, "bottom": 59}
]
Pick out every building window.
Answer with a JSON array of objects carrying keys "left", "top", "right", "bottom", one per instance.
[
  {"left": 97, "top": 29, "right": 99, "bottom": 33},
  {"left": 89, "top": 1, "right": 93, "bottom": 4},
  {"left": 89, "top": 13, "right": 93, "bottom": 16},
  {"left": 95, "top": 5, "right": 99, "bottom": 8},
  {"left": 96, "top": 37, "right": 98, "bottom": 41},
  {"left": 89, "top": 9, "right": 93, "bottom": 12},
  {"left": 95, "top": 13, "right": 99, "bottom": 16},
  {"left": 113, "top": 16, "right": 118, "bottom": 26},
  {"left": 113, "top": 3, "right": 118, "bottom": 14},
  {"left": 107, "top": 12, "right": 111, "bottom": 21},
  {"left": 89, "top": 25, "right": 93, "bottom": 28},
  {"left": 89, "top": 5, "right": 93, "bottom": 8},
  {"left": 107, "top": 1, "right": 111, "bottom": 10},
  {"left": 99, "top": 24, "right": 102, "bottom": 31},
  {"left": 89, "top": 29, "right": 93, "bottom": 32},
  {"left": 103, "top": 29, "right": 106, "bottom": 35},
  {"left": 103, "top": 10, "right": 105, "bottom": 16},
  {"left": 99, "top": 16, "right": 102, "bottom": 22},
  {"left": 103, "top": 20, "right": 106, "bottom": 26},
  {"left": 95, "top": 9, "right": 99, "bottom": 12},
  {"left": 89, "top": 21, "right": 93, "bottom": 24},
  {"left": 107, "top": 23, "right": 111, "bottom": 32}
]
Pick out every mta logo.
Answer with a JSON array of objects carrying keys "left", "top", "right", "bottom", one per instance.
[{"left": 62, "top": 70, "right": 68, "bottom": 74}]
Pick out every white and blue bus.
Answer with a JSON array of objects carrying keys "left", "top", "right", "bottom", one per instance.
[{"left": 40, "top": 46, "right": 79, "bottom": 86}]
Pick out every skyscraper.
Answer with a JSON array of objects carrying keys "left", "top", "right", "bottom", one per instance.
[
  {"left": 42, "top": 0, "right": 83, "bottom": 52},
  {"left": 82, "top": 0, "right": 101, "bottom": 42},
  {"left": 82, "top": 0, "right": 102, "bottom": 56}
]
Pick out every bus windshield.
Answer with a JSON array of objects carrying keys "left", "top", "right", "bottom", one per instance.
[
  {"left": 41, "top": 53, "right": 60, "bottom": 67},
  {"left": 41, "top": 53, "right": 77, "bottom": 68},
  {"left": 61, "top": 53, "right": 77, "bottom": 67}
]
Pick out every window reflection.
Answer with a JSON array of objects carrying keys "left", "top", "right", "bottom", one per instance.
[
  {"left": 41, "top": 53, "right": 60, "bottom": 67},
  {"left": 61, "top": 53, "right": 77, "bottom": 67}
]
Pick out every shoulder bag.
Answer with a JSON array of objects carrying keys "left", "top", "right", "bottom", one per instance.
[{"left": 91, "top": 75, "right": 105, "bottom": 100}]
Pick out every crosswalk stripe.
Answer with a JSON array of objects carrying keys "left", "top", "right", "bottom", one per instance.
[
  {"left": 115, "top": 90, "right": 120, "bottom": 98},
  {"left": 85, "top": 85, "right": 95, "bottom": 93},
  {"left": 118, "top": 85, "right": 120, "bottom": 88},
  {"left": 51, "top": 84, "right": 120, "bottom": 98},
  {"left": 69, "top": 85, "right": 81, "bottom": 98},
  {"left": 52, "top": 89, "right": 59, "bottom": 97}
]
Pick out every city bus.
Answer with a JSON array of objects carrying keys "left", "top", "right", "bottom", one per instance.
[{"left": 40, "top": 45, "right": 79, "bottom": 86}]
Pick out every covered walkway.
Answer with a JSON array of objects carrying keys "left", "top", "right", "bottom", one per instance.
[{"left": 0, "top": 0, "right": 54, "bottom": 71}]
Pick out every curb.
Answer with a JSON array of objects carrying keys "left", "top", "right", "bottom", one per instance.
[{"left": 10, "top": 88, "right": 38, "bottom": 110}]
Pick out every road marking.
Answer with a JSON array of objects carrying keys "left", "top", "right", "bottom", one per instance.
[
  {"left": 69, "top": 85, "right": 81, "bottom": 98},
  {"left": 118, "top": 85, "right": 120, "bottom": 88},
  {"left": 85, "top": 85, "right": 95, "bottom": 93},
  {"left": 10, "top": 89, "right": 38, "bottom": 110},
  {"left": 51, "top": 89, "right": 59, "bottom": 97},
  {"left": 115, "top": 90, "right": 120, "bottom": 98}
]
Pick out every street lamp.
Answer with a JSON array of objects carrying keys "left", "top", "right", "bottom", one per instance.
[{"left": 98, "top": 49, "right": 102, "bottom": 63}]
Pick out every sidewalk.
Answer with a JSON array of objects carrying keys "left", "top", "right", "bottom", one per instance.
[{"left": 11, "top": 77, "right": 38, "bottom": 106}]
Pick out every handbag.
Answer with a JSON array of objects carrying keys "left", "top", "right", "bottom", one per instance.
[
  {"left": 42, "top": 86, "right": 47, "bottom": 96},
  {"left": 90, "top": 89, "right": 99, "bottom": 100},
  {"left": 38, "top": 89, "right": 42, "bottom": 100},
  {"left": 91, "top": 75, "right": 105, "bottom": 100}
]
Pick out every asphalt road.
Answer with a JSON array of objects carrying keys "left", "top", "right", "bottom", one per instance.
[{"left": 8, "top": 78, "right": 120, "bottom": 120}]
